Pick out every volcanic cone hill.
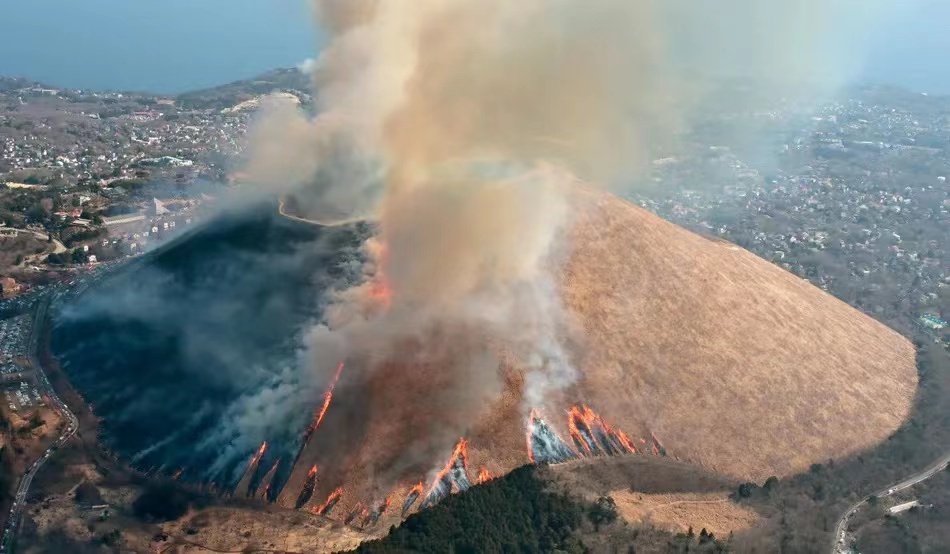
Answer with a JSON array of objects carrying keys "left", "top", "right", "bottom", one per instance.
[
  {"left": 276, "top": 189, "right": 917, "bottom": 515},
  {"left": 559, "top": 188, "right": 917, "bottom": 481}
]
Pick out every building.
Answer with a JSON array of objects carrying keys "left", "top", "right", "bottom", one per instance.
[
  {"left": 921, "top": 314, "right": 947, "bottom": 330},
  {"left": 152, "top": 198, "right": 169, "bottom": 216},
  {"left": 888, "top": 500, "right": 920, "bottom": 515}
]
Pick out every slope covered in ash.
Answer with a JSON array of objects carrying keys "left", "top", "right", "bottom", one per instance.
[{"left": 51, "top": 204, "right": 369, "bottom": 490}]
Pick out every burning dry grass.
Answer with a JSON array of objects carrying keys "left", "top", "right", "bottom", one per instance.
[{"left": 273, "top": 189, "right": 915, "bottom": 522}]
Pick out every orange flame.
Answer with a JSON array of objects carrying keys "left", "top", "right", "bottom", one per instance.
[
  {"left": 650, "top": 432, "right": 665, "bottom": 456},
  {"left": 476, "top": 467, "right": 491, "bottom": 484},
  {"left": 567, "top": 407, "right": 593, "bottom": 454},
  {"left": 316, "top": 487, "right": 344, "bottom": 516},
  {"left": 313, "top": 361, "right": 346, "bottom": 430},
  {"left": 368, "top": 240, "right": 393, "bottom": 310},
  {"left": 567, "top": 405, "right": 638, "bottom": 456},
  {"left": 369, "top": 278, "right": 393, "bottom": 308},
  {"left": 295, "top": 362, "right": 347, "bottom": 464},
  {"left": 426, "top": 438, "right": 468, "bottom": 497},
  {"left": 402, "top": 482, "right": 425, "bottom": 516},
  {"left": 250, "top": 441, "right": 268, "bottom": 466},
  {"left": 616, "top": 429, "right": 639, "bottom": 454},
  {"left": 307, "top": 465, "right": 318, "bottom": 479},
  {"left": 526, "top": 409, "right": 539, "bottom": 463}
]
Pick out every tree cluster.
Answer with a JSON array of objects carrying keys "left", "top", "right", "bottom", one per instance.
[
  {"left": 349, "top": 466, "right": 585, "bottom": 554},
  {"left": 131, "top": 483, "right": 190, "bottom": 522}
]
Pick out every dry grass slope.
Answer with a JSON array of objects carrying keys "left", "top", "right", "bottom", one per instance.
[
  {"left": 280, "top": 188, "right": 917, "bottom": 515},
  {"left": 561, "top": 189, "right": 917, "bottom": 481}
]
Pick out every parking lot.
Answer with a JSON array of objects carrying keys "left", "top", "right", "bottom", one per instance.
[
  {"left": 0, "top": 315, "right": 31, "bottom": 375},
  {"left": 4, "top": 382, "right": 40, "bottom": 413}
]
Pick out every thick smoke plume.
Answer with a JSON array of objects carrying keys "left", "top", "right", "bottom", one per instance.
[{"left": 246, "top": 0, "right": 896, "bottom": 487}]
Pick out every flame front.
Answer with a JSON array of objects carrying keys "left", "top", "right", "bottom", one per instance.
[
  {"left": 291, "top": 362, "right": 346, "bottom": 471},
  {"left": 252, "top": 441, "right": 268, "bottom": 465},
  {"left": 295, "top": 465, "right": 319, "bottom": 509},
  {"left": 616, "top": 429, "right": 639, "bottom": 454},
  {"left": 567, "top": 405, "right": 638, "bottom": 456},
  {"left": 526, "top": 404, "right": 663, "bottom": 464},
  {"left": 401, "top": 482, "right": 424, "bottom": 516},
  {"left": 314, "top": 361, "right": 346, "bottom": 429},
  {"left": 315, "top": 487, "right": 344, "bottom": 516},
  {"left": 369, "top": 278, "right": 393, "bottom": 309},
  {"left": 235, "top": 441, "right": 269, "bottom": 495},
  {"left": 422, "top": 438, "right": 470, "bottom": 508},
  {"left": 650, "top": 432, "right": 666, "bottom": 456},
  {"left": 526, "top": 409, "right": 539, "bottom": 463},
  {"left": 476, "top": 467, "right": 491, "bottom": 484}
]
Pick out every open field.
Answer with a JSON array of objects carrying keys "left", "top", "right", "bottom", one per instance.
[
  {"left": 609, "top": 491, "right": 760, "bottom": 536},
  {"left": 0, "top": 235, "right": 48, "bottom": 269}
]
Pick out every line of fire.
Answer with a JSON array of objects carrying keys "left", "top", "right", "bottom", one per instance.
[{"left": 215, "top": 399, "right": 667, "bottom": 530}]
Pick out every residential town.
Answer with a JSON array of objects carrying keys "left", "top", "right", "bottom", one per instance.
[
  {"left": 630, "top": 86, "right": 950, "bottom": 344},
  {"left": 0, "top": 72, "right": 947, "bottom": 351}
]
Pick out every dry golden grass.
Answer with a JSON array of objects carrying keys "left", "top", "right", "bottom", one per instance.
[
  {"left": 159, "top": 507, "right": 367, "bottom": 553},
  {"left": 561, "top": 189, "right": 918, "bottom": 481},
  {"left": 24, "top": 475, "right": 367, "bottom": 554},
  {"left": 545, "top": 455, "right": 756, "bottom": 540},
  {"left": 609, "top": 490, "right": 760, "bottom": 537}
]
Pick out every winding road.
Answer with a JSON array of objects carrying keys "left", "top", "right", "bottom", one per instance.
[
  {"left": 832, "top": 451, "right": 950, "bottom": 553},
  {"left": 277, "top": 197, "right": 366, "bottom": 228},
  {"left": 21, "top": 229, "right": 67, "bottom": 255},
  {"left": 0, "top": 299, "right": 78, "bottom": 554}
]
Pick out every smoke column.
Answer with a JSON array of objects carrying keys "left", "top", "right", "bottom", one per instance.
[{"left": 246, "top": 0, "right": 897, "bottom": 486}]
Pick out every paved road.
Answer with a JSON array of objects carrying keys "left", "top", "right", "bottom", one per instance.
[
  {"left": 277, "top": 197, "right": 366, "bottom": 227},
  {"left": 0, "top": 299, "right": 78, "bottom": 554},
  {"left": 20, "top": 229, "right": 67, "bottom": 255},
  {"left": 832, "top": 451, "right": 950, "bottom": 553},
  {"left": 102, "top": 214, "right": 146, "bottom": 227}
]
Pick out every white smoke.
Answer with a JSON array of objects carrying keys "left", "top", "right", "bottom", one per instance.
[{"left": 244, "top": 0, "right": 904, "bottom": 478}]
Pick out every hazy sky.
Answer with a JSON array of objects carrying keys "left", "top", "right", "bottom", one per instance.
[
  {"left": 2, "top": 0, "right": 317, "bottom": 93},
  {"left": 2, "top": 0, "right": 949, "bottom": 94}
]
